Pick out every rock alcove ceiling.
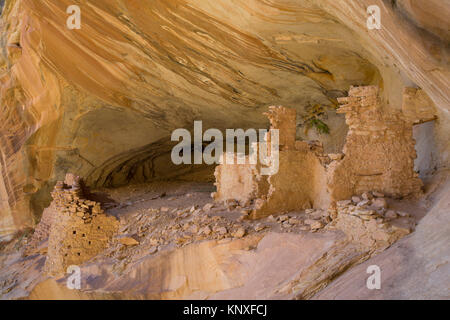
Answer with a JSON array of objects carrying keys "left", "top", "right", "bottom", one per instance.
[
  {"left": 1, "top": 0, "right": 388, "bottom": 227},
  {"left": 0, "top": 0, "right": 449, "bottom": 300}
]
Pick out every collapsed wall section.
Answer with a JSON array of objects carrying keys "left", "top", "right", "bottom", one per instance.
[
  {"left": 213, "top": 106, "right": 331, "bottom": 219},
  {"left": 213, "top": 153, "right": 269, "bottom": 206},
  {"left": 251, "top": 147, "right": 330, "bottom": 219},
  {"left": 264, "top": 106, "right": 297, "bottom": 150}
]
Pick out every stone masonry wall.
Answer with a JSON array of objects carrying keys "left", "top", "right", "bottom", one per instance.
[
  {"left": 330, "top": 86, "right": 422, "bottom": 200},
  {"left": 264, "top": 106, "right": 297, "bottom": 150},
  {"left": 44, "top": 174, "right": 118, "bottom": 276},
  {"left": 213, "top": 86, "right": 423, "bottom": 219},
  {"left": 214, "top": 106, "right": 332, "bottom": 219}
]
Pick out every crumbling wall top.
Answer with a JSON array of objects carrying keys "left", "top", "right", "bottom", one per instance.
[{"left": 264, "top": 106, "right": 297, "bottom": 150}]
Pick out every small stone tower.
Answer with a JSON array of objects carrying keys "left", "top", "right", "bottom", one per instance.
[{"left": 44, "top": 174, "right": 119, "bottom": 276}]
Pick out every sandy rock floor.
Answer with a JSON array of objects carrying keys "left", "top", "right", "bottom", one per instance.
[{"left": 0, "top": 180, "right": 432, "bottom": 299}]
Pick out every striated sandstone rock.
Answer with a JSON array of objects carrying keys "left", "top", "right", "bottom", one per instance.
[
  {"left": 118, "top": 237, "right": 140, "bottom": 246},
  {"left": 402, "top": 87, "right": 438, "bottom": 124},
  {"left": 314, "top": 174, "right": 450, "bottom": 300},
  {"left": 0, "top": 177, "right": 441, "bottom": 300},
  {"left": 0, "top": 0, "right": 448, "bottom": 241},
  {"left": 0, "top": 0, "right": 448, "bottom": 302}
]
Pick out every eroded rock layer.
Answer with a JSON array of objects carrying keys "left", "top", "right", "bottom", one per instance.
[
  {"left": 1, "top": 179, "right": 416, "bottom": 299},
  {"left": 0, "top": 0, "right": 448, "bottom": 301},
  {"left": 0, "top": 0, "right": 449, "bottom": 239}
]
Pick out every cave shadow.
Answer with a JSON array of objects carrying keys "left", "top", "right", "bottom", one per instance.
[{"left": 81, "top": 183, "right": 117, "bottom": 209}]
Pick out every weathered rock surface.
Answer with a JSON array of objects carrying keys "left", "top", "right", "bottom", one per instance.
[
  {"left": 1, "top": 179, "right": 423, "bottom": 300},
  {"left": 0, "top": 0, "right": 448, "bottom": 239},
  {"left": 313, "top": 173, "right": 450, "bottom": 299},
  {"left": 0, "top": 0, "right": 448, "bottom": 301}
]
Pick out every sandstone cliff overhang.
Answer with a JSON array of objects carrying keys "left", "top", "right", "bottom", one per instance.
[{"left": 0, "top": 0, "right": 448, "bottom": 241}]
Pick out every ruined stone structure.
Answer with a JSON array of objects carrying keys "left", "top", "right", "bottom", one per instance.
[
  {"left": 214, "top": 86, "right": 423, "bottom": 219},
  {"left": 0, "top": 0, "right": 448, "bottom": 301},
  {"left": 0, "top": 0, "right": 448, "bottom": 243},
  {"left": 44, "top": 174, "right": 118, "bottom": 276},
  {"left": 330, "top": 86, "right": 423, "bottom": 200},
  {"left": 214, "top": 106, "right": 331, "bottom": 219}
]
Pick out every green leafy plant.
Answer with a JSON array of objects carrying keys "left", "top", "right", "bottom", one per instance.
[
  {"left": 300, "top": 104, "right": 330, "bottom": 135},
  {"left": 309, "top": 118, "right": 330, "bottom": 135}
]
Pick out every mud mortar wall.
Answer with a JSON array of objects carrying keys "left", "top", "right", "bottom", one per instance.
[
  {"left": 331, "top": 86, "right": 423, "bottom": 199},
  {"left": 44, "top": 175, "right": 118, "bottom": 275},
  {"left": 214, "top": 88, "right": 424, "bottom": 218}
]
